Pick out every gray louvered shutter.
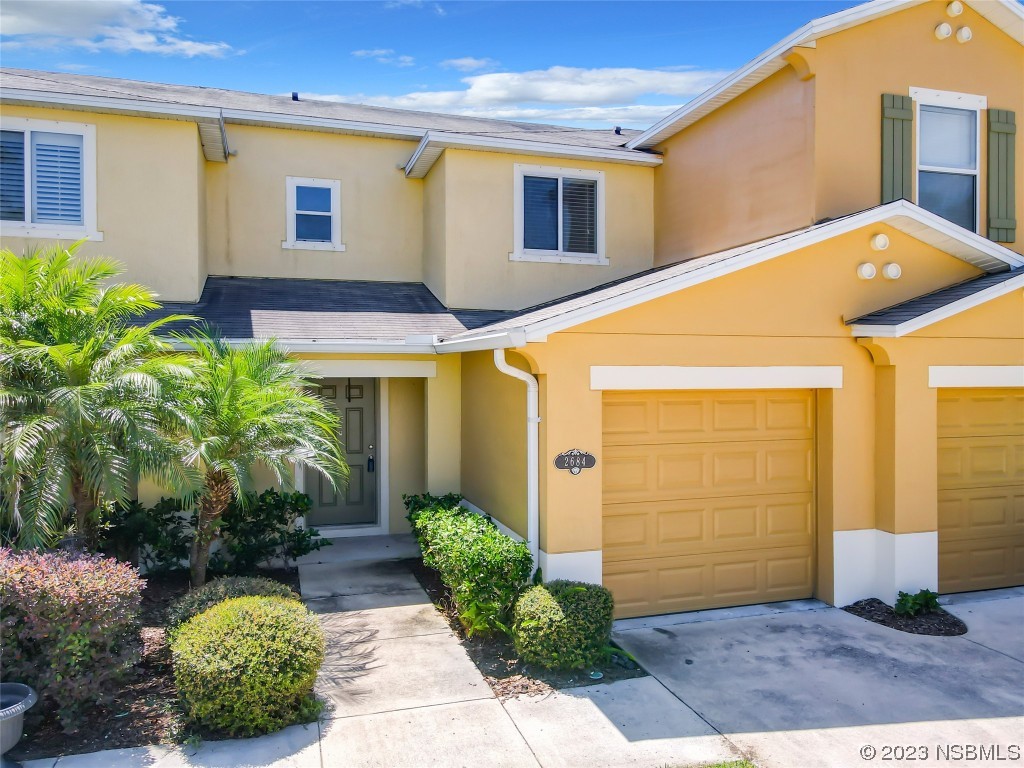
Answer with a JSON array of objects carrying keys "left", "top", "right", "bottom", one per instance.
[
  {"left": 881, "top": 93, "right": 913, "bottom": 204},
  {"left": 0, "top": 130, "right": 25, "bottom": 221},
  {"left": 31, "top": 131, "right": 83, "bottom": 225},
  {"left": 988, "top": 109, "right": 1016, "bottom": 242}
]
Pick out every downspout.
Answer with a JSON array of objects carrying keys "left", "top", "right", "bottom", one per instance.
[{"left": 493, "top": 349, "right": 540, "bottom": 572}]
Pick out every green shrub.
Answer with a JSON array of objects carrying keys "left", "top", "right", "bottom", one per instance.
[
  {"left": 100, "top": 497, "right": 190, "bottom": 572},
  {"left": 166, "top": 575, "right": 299, "bottom": 635},
  {"left": 210, "top": 489, "right": 331, "bottom": 575},
  {"left": 0, "top": 548, "right": 143, "bottom": 731},
  {"left": 403, "top": 492, "right": 464, "bottom": 531},
  {"left": 512, "top": 580, "right": 614, "bottom": 670},
  {"left": 412, "top": 505, "right": 531, "bottom": 635},
  {"left": 171, "top": 596, "right": 325, "bottom": 736},
  {"left": 894, "top": 588, "right": 940, "bottom": 617}
]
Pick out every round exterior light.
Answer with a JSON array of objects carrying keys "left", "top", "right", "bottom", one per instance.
[
  {"left": 870, "top": 233, "right": 890, "bottom": 251},
  {"left": 956, "top": 26, "right": 973, "bottom": 43},
  {"left": 946, "top": 1, "right": 964, "bottom": 17},
  {"left": 935, "top": 22, "right": 953, "bottom": 39},
  {"left": 857, "top": 263, "right": 878, "bottom": 280},
  {"left": 882, "top": 263, "right": 902, "bottom": 280}
]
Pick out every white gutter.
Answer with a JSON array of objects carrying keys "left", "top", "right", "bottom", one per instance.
[{"left": 493, "top": 349, "right": 540, "bottom": 571}]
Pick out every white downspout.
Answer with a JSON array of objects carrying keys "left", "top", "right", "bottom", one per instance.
[{"left": 493, "top": 349, "right": 540, "bottom": 572}]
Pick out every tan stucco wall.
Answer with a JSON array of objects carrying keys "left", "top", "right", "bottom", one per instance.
[
  {"left": 0, "top": 105, "right": 206, "bottom": 302},
  {"left": 511, "top": 224, "right": 1018, "bottom": 602},
  {"left": 653, "top": 67, "right": 816, "bottom": 264},
  {"left": 388, "top": 377, "right": 426, "bottom": 534},
  {"left": 812, "top": 1, "right": 1024, "bottom": 249},
  {"left": 437, "top": 149, "right": 655, "bottom": 310},
  {"left": 460, "top": 350, "right": 528, "bottom": 537},
  {"left": 205, "top": 124, "right": 424, "bottom": 283},
  {"left": 423, "top": 152, "right": 447, "bottom": 303}
]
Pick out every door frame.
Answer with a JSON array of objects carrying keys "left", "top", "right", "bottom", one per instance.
[{"left": 295, "top": 377, "right": 390, "bottom": 538}]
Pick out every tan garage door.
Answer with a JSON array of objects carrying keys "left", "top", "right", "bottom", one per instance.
[
  {"left": 938, "top": 388, "right": 1024, "bottom": 594},
  {"left": 602, "top": 390, "right": 815, "bottom": 618}
]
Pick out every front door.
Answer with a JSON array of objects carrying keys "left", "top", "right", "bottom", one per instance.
[{"left": 305, "top": 378, "right": 378, "bottom": 527}]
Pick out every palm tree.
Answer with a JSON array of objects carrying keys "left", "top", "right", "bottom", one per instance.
[
  {"left": 0, "top": 243, "right": 198, "bottom": 548},
  {"left": 175, "top": 331, "right": 347, "bottom": 586}
]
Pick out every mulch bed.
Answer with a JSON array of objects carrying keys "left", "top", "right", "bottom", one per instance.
[
  {"left": 843, "top": 598, "right": 968, "bottom": 636},
  {"left": 7, "top": 567, "right": 301, "bottom": 762},
  {"left": 406, "top": 558, "right": 646, "bottom": 699}
]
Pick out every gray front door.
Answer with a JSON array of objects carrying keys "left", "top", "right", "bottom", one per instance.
[{"left": 305, "top": 377, "right": 377, "bottom": 526}]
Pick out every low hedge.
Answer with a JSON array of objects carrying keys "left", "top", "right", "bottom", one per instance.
[
  {"left": 512, "top": 580, "right": 614, "bottom": 670},
  {"left": 407, "top": 497, "right": 531, "bottom": 636},
  {"left": 166, "top": 575, "right": 299, "bottom": 636},
  {"left": 0, "top": 548, "right": 143, "bottom": 731},
  {"left": 171, "top": 595, "right": 325, "bottom": 736}
]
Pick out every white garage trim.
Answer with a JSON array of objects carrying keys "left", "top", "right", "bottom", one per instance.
[
  {"left": 539, "top": 550, "right": 603, "bottom": 584},
  {"left": 833, "top": 529, "right": 938, "bottom": 606},
  {"left": 590, "top": 365, "right": 843, "bottom": 391},
  {"left": 300, "top": 359, "right": 436, "bottom": 378},
  {"left": 928, "top": 366, "right": 1024, "bottom": 388}
]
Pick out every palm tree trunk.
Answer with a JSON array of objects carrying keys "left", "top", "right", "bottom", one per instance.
[
  {"left": 190, "top": 469, "right": 233, "bottom": 587},
  {"left": 71, "top": 473, "right": 97, "bottom": 549}
]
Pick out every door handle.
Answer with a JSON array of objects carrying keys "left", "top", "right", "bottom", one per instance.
[{"left": 367, "top": 455, "right": 375, "bottom": 473}]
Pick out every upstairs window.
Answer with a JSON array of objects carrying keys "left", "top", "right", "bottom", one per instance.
[
  {"left": 513, "top": 164, "right": 606, "bottom": 265},
  {"left": 0, "top": 118, "right": 99, "bottom": 239},
  {"left": 912, "top": 88, "right": 983, "bottom": 232},
  {"left": 283, "top": 177, "right": 344, "bottom": 251}
]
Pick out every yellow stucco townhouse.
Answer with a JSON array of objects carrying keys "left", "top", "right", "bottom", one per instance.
[{"left": 1, "top": 0, "right": 1021, "bottom": 618}]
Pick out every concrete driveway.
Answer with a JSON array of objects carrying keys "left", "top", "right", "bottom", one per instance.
[{"left": 613, "top": 590, "right": 1024, "bottom": 768}]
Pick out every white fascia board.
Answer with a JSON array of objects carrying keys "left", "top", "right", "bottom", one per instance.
[
  {"left": 849, "top": 271, "right": 1024, "bottom": 338},
  {"left": 590, "top": 365, "right": 843, "bottom": 390},
  {"left": 433, "top": 329, "right": 526, "bottom": 353},
  {"left": 405, "top": 130, "right": 661, "bottom": 178}
]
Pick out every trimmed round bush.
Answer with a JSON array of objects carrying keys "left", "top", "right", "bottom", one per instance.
[
  {"left": 171, "top": 595, "right": 325, "bottom": 735},
  {"left": 166, "top": 575, "right": 298, "bottom": 634},
  {"left": 0, "top": 548, "right": 143, "bottom": 731},
  {"left": 512, "top": 580, "right": 614, "bottom": 670}
]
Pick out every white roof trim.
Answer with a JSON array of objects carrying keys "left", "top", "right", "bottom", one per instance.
[
  {"left": 849, "top": 271, "right": 1024, "bottom": 338},
  {"left": 404, "top": 130, "right": 661, "bottom": 178},
  {"left": 1, "top": 87, "right": 231, "bottom": 162},
  {"left": 439, "top": 201, "right": 1023, "bottom": 351},
  {"left": 627, "top": 0, "right": 1024, "bottom": 149}
]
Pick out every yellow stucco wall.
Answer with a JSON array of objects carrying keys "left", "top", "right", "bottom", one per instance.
[
  {"left": 0, "top": 105, "right": 206, "bottom": 302},
  {"left": 423, "top": 152, "right": 447, "bottom": 304},
  {"left": 518, "top": 224, "right": 1013, "bottom": 568},
  {"left": 653, "top": 68, "right": 816, "bottom": 264},
  {"left": 813, "top": 0, "right": 1024, "bottom": 248},
  {"left": 460, "top": 350, "right": 528, "bottom": 537},
  {"left": 205, "top": 124, "right": 424, "bottom": 283},
  {"left": 437, "top": 149, "right": 655, "bottom": 310},
  {"left": 388, "top": 377, "right": 426, "bottom": 534}
]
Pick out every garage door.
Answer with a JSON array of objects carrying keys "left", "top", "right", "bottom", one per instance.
[
  {"left": 602, "top": 390, "right": 815, "bottom": 618},
  {"left": 937, "top": 388, "right": 1024, "bottom": 594}
]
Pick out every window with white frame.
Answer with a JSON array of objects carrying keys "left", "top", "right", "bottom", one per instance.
[
  {"left": 283, "top": 177, "right": 344, "bottom": 251},
  {"left": 912, "top": 88, "right": 984, "bottom": 232},
  {"left": 512, "top": 164, "right": 606, "bottom": 264},
  {"left": 0, "top": 117, "right": 100, "bottom": 239}
]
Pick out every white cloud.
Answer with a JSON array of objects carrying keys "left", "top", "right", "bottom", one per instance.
[
  {"left": 384, "top": 0, "right": 446, "bottom": 16},
  {"left": 352, "top": 48, "right": 415, "bottom": 67},
  {"left": 0, "top": 0, "right": 231, "bottom": 57},
  {"left": 299, "top": 64, "right": 727, "bottom": 127},
  {"left": 440, "top": 56, "right": 498, "bottom": 72}
]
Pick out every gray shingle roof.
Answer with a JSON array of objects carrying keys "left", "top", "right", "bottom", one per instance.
[
  {"left": 0, "top": 68, "right": 640, "bottom": 154},
  {"left": 143, "top": 277, "right": 513, "bottom": 342},
  {"left": 848, "top": 269, "right": 1023, "bottom": 326}
]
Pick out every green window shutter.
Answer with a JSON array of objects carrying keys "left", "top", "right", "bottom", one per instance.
[
  {"left": 881, "top": 93, "right": 914, "bottom": 204},
  {"left": 988, "top": 109, "right": 1016, "bottom": 243}
]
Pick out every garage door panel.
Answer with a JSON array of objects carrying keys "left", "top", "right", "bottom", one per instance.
[
  {"left": 604, "top": 546, "right": 814, "bottom": 618},
  {"left": 604, "top": 440, "right": 813, "bottom": 503},
  {"left": 938, "top": 388, "right": 1024, "bottom": 594},
  {"left": 602, "top": 391, "right": 813, "bottom": 447},
  {"left": 603, "top": 492, "right": 813, "bottom": 562}
]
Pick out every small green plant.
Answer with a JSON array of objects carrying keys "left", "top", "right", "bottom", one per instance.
[
  {"left": 0, "top": 548, "right": 143, "bottom": 732},
  {"left": 512, "top": 580, "right": 615, "bottom": 670},
  {"left": 166, "top": 575, "right": 299, "bottom": 635},
  {"left": 171, "top": 595, "right": 325, "bottom": 736},
  {"left": 894, "top": 588, "right": 940, "bottom": 617}
]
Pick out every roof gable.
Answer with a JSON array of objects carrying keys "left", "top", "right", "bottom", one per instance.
[{"left": 628, "top": 0, "right": 1024, "bottom": 150}]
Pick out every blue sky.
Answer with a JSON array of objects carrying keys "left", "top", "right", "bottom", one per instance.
[{"left": 1, "top": 0, "right": 863, "bottom": 128}]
